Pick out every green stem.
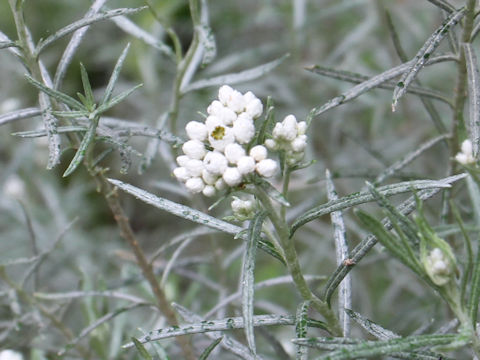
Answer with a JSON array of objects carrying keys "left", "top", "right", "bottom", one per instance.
[
  {"left": 256, "top": 186, "right": 342, "bottom": 336},
  {"left": 451, "top": 0, "right": 477, "bottom": 172}
]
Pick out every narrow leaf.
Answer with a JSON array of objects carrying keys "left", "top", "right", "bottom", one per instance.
[
  {"left": 356, "top": 210, "right": 422, "bottom": 274},
  {"left": 183, "top": 54, "right": 289, "bottom": 93},
  {"left": 63, "top": 117, "right": 99, "bottom": 177},
  {"left": 123, "top": 313, "right": 299, "bottom": 348},
  {"left": 464, "top": 43, "right": 480, "bottom": 157},
  {"left": 35, "top": 7, "right": 147, "bottom": 55},
  {"left": 0, "top": 41, "right": 17, "bottom": 49},
  {"left": 108, "top": 179, "right": 285, "bottom": 263},
  {"left": 468, "top": 175, "right": 480, "bottom": 326},
  {"left": 101, "top": 43, "right": 131, "bottom": 105},
  {"left": 426, "top": 0, "right": 455, "bottom": 13},
  {"left": 97, "top": 84, "right": 143, "bottom": 114},
  {"left": 392, "top": 8, "right": 465, "bottom": 111},
  {"left": 38, "top": 93, "right": 61, "bottom": 169},
  {"left": 308, "top": 334, "right": 466, "bottom": 360},
  {"left": 199, "top": 337, "right": 223, "bottom": 360},
  {"left": 345, "top": 309, "right": 398, "bottom": 341},
  {"left": 295, "top": 301, "right": 310, "bottom": 360},
  {"left": 242, "top": 211, "right": 267, "bottom": 356},
  {"left": 110, "top": 15, "right": 174, "bottom": 59},
  {"left": 79, "top": 63, "right": 95, "bottom": 107},
  {"left": 131, "top": 337, "right": 153, "bottom": 360},
  {"left": 0, "top": 107, "right": 41, "bottom": 126},
  {"left": 290, "top": 175, "right": 464, "bottom": 236},
  {"left": 309, "top": 54, "right": 455, "bottom": 117},
  {"left": 307, "top": 65, "right": 451, "bottom": 106},
  {"left": 26, "top": 75, "right": 85, "bottom": 110},
  {"left": 257, "top": 177, "right": 290, "bottom": 207},
  {"left": 198, "top": 24, "right": 217, "bottom": 66},
  {"left": 12, "top": 126, "right": 86, "bottom": 137},
  {"left": 373, "top": 134, "right": 450, "bottom": 185},
  {"left": 326, "top": 169, "right": 351, "bottom": 337}
]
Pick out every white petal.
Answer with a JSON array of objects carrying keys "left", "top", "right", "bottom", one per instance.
[
  {"left": 218, "top": 85, "right": 234, "bottom": 105},
  {"left": 224, "top": 143, "right": 246, "bottom": 164},
  {"left": 233, "top": 117, "right": 255, "bottom": 144},
  {"left": 245, "top": 98, "right": 263, "bottom": 119},
  {"left": 203, "top": 151, "right": 228, "bottom": 175},
  {"left": 176, "top": 155, "right": 190, "bottom": 167},
  {"left": 185, "top": 177, "right": 205, "bottom": 193},
  {"left": 256, "top": 159, "right": 278, "bottom": 178},
  {"left": 227, "top": 90, "right": 246, "bottom": 113},
  {"left": 202, "top": 185, "right": 216, "bottom": 197},
  {"left": 205, "top": 115, "right": 225, "bottom": 132},
  {"left": 202, "top": 169, "right": 218, "bottom": 185},
  {"left": 185, "top": 121, "right": 208, "bottom": 141},
  {"left": 208, "top": 126, "right": 235, "bottom": 152},
  {"left": 182, "top": 140, "right": 206, "bottom": 160},
  {"left": 237, "top": 156, "right": 256, "bottom": 175},
  {"left": 207, "top": 100, "right": 224, "bottom": 115},
  {"left": 249, "top": 145, "right": 268, "bottom": 162},
  {"left": 173, "top": 167, "right": 190, "bottom": 182},
  {"left": 185, "top": 159, "right": 204, "bottom": 177},
  {"left": 223, "top": 167, "right": 243, "bottom": 186}
]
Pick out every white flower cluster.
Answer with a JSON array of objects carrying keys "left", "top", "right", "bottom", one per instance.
[
  {"left": 265, "top": 114, "right": 308, "bottom": 165},
  {"left": 455, "top": 139, "right": 476, "bottom": 165},
  {"left": 231, "top": 196, "right": 256, "bottom": 221},
  {"left": 424, "top": 248, "right": 453, "bottom": 286},
  {"left": 174, "top": 85, "right": 278, "bottom": 196}
]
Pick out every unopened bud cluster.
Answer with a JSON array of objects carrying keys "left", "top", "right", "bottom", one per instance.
[
  {"left": 174, "top": 85, "right": 278, "bottom": 196},
  {"left": 265, "top": 114, "right": 307, "bottom": 165},
  {"left": 424, "top": 247, "right": 453, "bottom": 286},
  {"left": 455, "top": 139, "right": 476, "bottom": 165},
  {"left": 231, "top": 196, "right": 256, "bottom": 221}
]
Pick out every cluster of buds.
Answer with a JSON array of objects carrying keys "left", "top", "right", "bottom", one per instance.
[
  {"left": 424, "top": 247, "right": 454, "bottom": 286},
  {"left": 265, "top": 114, "right": 308, "bottom": 165},
  {"left": 174, "top": 85, "right": 278, "bottom": 196},
  {"left": 231, "top": 196, "right": 256, "bottom": 221},
  {"left": 455, "top": 139, "right": 476, "bottom": 165}
]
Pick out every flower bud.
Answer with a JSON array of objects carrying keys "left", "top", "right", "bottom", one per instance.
[
  {"left": 173, "top": 167, "right": 190, "bottom": 182},
  {"left": 202, "top": 185, "right": 216, "bottom": 197},
  {"left": 249, "top": 145, "right": 267, "bottom": 161},
  {"left": 203, "top": 151, "right": 228, "bottom": 175},
  {"left": 185, "top": 177, "right": 205, "bottom": 193},
  {"left": 224, "top": 143, "right": 246, "bottom": 164},
  {"left": 218, "top": 85, "right": 234, "bottom": 105},
  {"left": 233, "top": 115, "right": 255, "bottom": 144},
  {"left": 223, "top": 167, "right": 243, "bottom": 186},
  {"left": 182, "top": 140, "right": 206, "bottom": 160},
  {"left": 237, "top": 156, "right": 256, "bottom": 175},
  {"left": 424, "top": 247, "right": 454, "bottom": 286},
  {"left": 256, "top": 159, "right": 278, "bottom": 177},
  {"left": 185, "top": 121, "right": 208, "bottom": 141}
]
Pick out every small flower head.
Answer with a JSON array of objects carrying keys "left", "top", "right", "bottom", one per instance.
[
  {"left": 455, "top": 139, "right": 476, "bottom": 165},
  {"left": 185, "top": 177, "right": 205, "bottom": 193},
  {"left": 185, "top": 121, "right": 208, "bottom": 141},
  {"left": 249, "top": 145, "right": 268, "bottom": 161},
  {"left": 237, "top": 155, "right": 256, "bottom": 175},
  {"left": 424, "top": 247, "right": 454, "bottom": 286},
  {"left": 203, "top": 151, "right": 228, "bottom": 175},
  {"left": 182, "top": 140, "right": 206, "bottom": 160},
  {"left": 231, "top": 196, "right": 256, "bottom": 221},
  {"left": 256, "top": 159, "right": 278, "bottom": 177},
  {"left": 223, "top": 167, "right": 243, "bottom": 186},
  {"left": 268, "top": 114, "right": 308, "bottom": 165}
]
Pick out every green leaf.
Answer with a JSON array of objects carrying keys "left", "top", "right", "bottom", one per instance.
[
  {"left": 108, "top": 179, "right": 285, "bottom": 263},
  {"left": 294, "top": 334, "right": 466, "bottom": 359},
  {"left": 392, "top": 8, "right": 465, "bottom": 111},
  {"left": 131, "top": 337, "right": 153, "bottom": 360},
  {"left": 26, "top": 74, "right": 85, "bottom": 110},
  {"left": 122, "top": 313, "right": 300, "bottom": 349},
  {"left": 198, "top": 24, "right": 217, "bottom": 66},
  {"left": 63, "top": 117, "right": 99, "bottom": 177},
  {"left": 182, "top": 54, "right": 289, "bottom": 93},
  {"left": 79, "top": 63, "right": 95, "bottom": 109},
  {"left": 35, "top": 7, "right": 147, "bottom": 55},
  {"left": 199, "top": 337, "right": 223, "bottom": 360},
  {"left": 96, "top": 84, "right": 143, "bottom": 114},
  {"left": 290, "top": 176, "right": 463, "bottom": 236},
  {"left": 464, "top": 43, "right": 480, "bottom": 157},
  {"left": 256, "top": 177, "right": 290, "bottom": 207},
  {"left": 295, "top": 301, "right": 310, "bottom": 360},
  {"left": 101, "top": 43, "right": 131, "bottom": 105},
  {"left": 242, "top": 211, "right": 267, "bottom": 357},
  {"left": 356, "top": 209, "right": 423, "bottom": 276}
]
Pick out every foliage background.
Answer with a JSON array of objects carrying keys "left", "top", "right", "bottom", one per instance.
[{"left": 0, "top": 0, "right": 472, "bottom": 358}]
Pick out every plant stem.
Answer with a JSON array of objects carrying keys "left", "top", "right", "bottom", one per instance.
[
  {"left": 451, "top": 0, "right": 477, "bottom": 171},
  {"left": 255, "top": 186, "right": 342, "bottom": 336},
  {"left": 94, "top": 173, "right": 196, "bottom": 360}
]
